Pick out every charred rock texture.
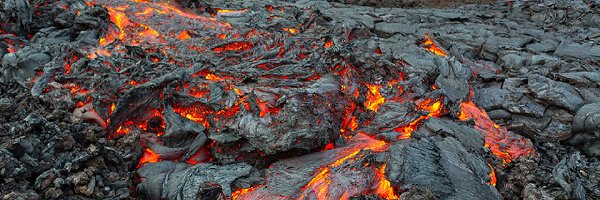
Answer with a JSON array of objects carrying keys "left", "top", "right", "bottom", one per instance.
[
  {"left": 137, "top": 162, "right": 253, "bottom": 199},
  {"left": 1, "top": 0, "right": 600, "bottom": 199},
  {"left": 384, "top": 118, "right": 501, "bottom": 200}
]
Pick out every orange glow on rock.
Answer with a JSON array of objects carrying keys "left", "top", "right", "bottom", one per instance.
[
  {"left": 106, "top": 6, "right": 131, "bottom": 40},
  {"left": 257, "top": 99, "right": 280, "bottom": 117},
  {"left": 109, "top": 103, "right": 116, "bottom": 115},
  {"left": 212, "top": 41, "right": 253, "bottom": 52},
  {"left": 138, "top": 148, "right": 160, "bottom": 167},
  {"left": 205, "top": 73, "right": 222, "bottom": 81},
  {"left": 422, "top": 34, "right": 447, "bottom": 57},
  {"left": 487, "top": 163, "right": 497, "bottom": 187},
  {"left": 177, "top": 30, "right": 191, "bottom": 40},
  {"left": 282, "top": 28, "right": 298, "bottom": 34},
  {"left": 323, "top": 143, "right": 335, "bottom": 151},
  {"left": 66, "top": 83, "right": 91, "bottom": 95},
  {"left": 374, "top": 164, "right": 399, "bottom": 200},
  {"left": 364, "top": 84, "right": 385, "bottom": 112},
  {"left": 324, "top": 40, "right": 334, "bottom": 48},
  {"left": 459, "top": 101, "right": 535, "bottom": 163},
  {"left": 394, "top": 98, "right": 444, "bottom": 139},
  {"left": 173, "top": 106, "right": 211, "bottom": 128},
  {"left": 231, "top": 185, "right": 261, "bottom": 200},
  {"left": 301, "top": 133, "right": 389, "bottom": 200},
  {"left": 216, "top": 8, "right": 249, "bottom": 15}
]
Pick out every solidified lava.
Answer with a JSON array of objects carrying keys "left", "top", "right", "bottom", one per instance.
[{"left": 1, "top": 0, "right": 599, "bottom": 199}]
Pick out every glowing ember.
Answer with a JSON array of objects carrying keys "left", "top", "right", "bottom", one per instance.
[
  {"left": 257, "top": 98, "right": 281, "bottom": 117},
  {"left": 459, "top": 101, "right": 535, "bottom": 163},
  {"left": 106, "top": 6, "right": 131, "bottom": 40},
  {"left": 109, "top": 103, "right": 116, "bottom": 115},
  {"left": 173, "top": 106, "right": 211, "bottom": 128},
  {"left": 66, "top": 83, "right": 91, "bottom": 95},
  {"left": 421, "top": 34, "right": 448, "bottom": 57},
  {"left": 364, "top": 84, "right": 385, "bottom": 112}
]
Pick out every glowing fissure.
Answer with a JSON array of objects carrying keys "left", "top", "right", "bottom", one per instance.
[
  {"left": 421, "top": 34, "right": 448, "bottom": 56},
  {"left": 298, "top": 133, "right": 396, "bottom": 200},
  {"left": 459, "top": 101, "right": 535, "bottom": 163}
]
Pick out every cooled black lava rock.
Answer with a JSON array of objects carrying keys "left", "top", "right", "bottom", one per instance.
[{"left": 384, "top": 118, "right": 501, "bottom": 200}]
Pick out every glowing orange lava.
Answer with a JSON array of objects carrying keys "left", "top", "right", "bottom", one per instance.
[
  {"left": 282, "top": 28, "right": 299, "bottom": 34},
  {"left": 324, "top": 40, "right": 334, "bottom": 48},
  {"left": 422, "top": 34, "right": 447, "bottom": 57},
  {"left": 487, "top": 163, "right": 497, "bottom": 187},
  {"left": 138, "top": 148, "right": 160, "bottom": 167},
  {"left": 300, "top": 133, "right": 392, "bottom": 200},
  {"left": 177, "top": 30, "right": 191, "bottom": 40},
  {"left": 173, "top": 106, "right": 211, "bottom": 128},
  {"left": 364, "top": 84, "right": 385, "bottom": 112},
  {"left": 106, "top": 5, "right": 131, "bottom": 40},
  {"left": 374, "top": 164, "right": 399, "bottom": 200},
  {"left": 393, "top": 98, "right": 444, "bottom": 139},
  {"left": 212, "top": 41, "right": 253, "bottom": 52},
  {"left": 459, "top": 101, "right": 535, "bottom": 163},
  {"left": 216, "top": 8, "right": 249, "bottom": 15},
  {"left": 231, "top": 185, "right": 262, "bottom": 200}
]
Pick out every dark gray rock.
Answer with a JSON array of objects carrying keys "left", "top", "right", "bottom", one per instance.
[
  {"left": 435, "top": 57, "right": 471, "bottom": 102},
  {"left": 373, "top": 22, "right": 417, "bottom": 37},
  {"left": 476, "top": 87, "right": 546, "bottom": 118},
  {"left": 385, "top": 137, "right": 501, "bottom": 200},
  {"left": 554, "top": 41, "right": 600, "bottom": 60},
  {"left": 556, "top": 72, "right": 600, "bottom": 87},
  {"left": 137, "top": 163, "right": 252, "bottom": 200},
  {"left": 526, "top": 41, "right": 558, "bottom": 53},
  {"left": 573, "top": 102, "right": 600, "bottom": 135},
  {"left": 162, "top": 104, "right": 206, "bottom": 148},
  {"left": 528, "top": 75, "right": 584, "bottom": 112},
  {"left": 499, "top": 53, "right": 526, "bottom": 70},
  {"left": 415, "top": 118, "right": 486, "bottom": 152}
]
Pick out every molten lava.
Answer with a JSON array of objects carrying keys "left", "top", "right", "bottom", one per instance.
[
  {"left": 138, "top": 148, "right": 160, "bottom": 167},
  {"left": 364, "top": 84, "right": 385, "bottom": 112},
  {"left": 374, "top": 164, "right": 399, "bottom": 199},
  {"left": 299, "top": 133, "right": 396, "bottom": 200},
  {"left": 421, "top": 34, "right": 448, "bottom": 57},
  {"left": 459, "top": 101, "right": 535, "bottom": 163},
  {"left": 212, "top": 41, "right": 253, "bottom": 52},
  {"left": 393, "top": 98, "right": 444, "bottom": 139},
  {"left": 487, "top": 163, "right": 497, "bottom": 187}
]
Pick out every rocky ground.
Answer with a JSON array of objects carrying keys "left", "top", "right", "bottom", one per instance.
[{"left": 1, "top": 0, "right": 599, "bottom": 199}]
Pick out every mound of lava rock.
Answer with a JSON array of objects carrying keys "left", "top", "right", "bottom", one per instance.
[{"left": 1, "top": 0, "right": 599, "bottom": 199}]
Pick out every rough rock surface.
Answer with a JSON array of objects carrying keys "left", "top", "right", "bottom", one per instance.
[{"left": 1, "top": 0, "right": 599, "bottom": 199}]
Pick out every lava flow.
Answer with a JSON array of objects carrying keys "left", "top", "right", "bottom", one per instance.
[
  {"left": 459, "top": 101, "right": 535, "bottom": 163},
  {"left": 48, "top": 0, "right": 535, "bottom": 199}
]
